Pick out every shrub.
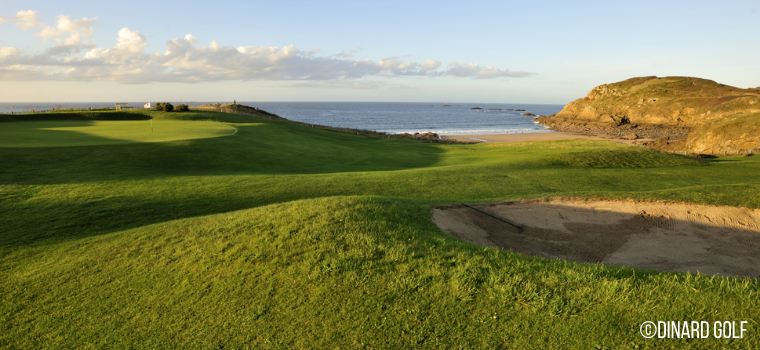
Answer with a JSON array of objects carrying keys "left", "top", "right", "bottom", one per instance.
[
  {"left": 176, "top": 104, "right": 189, "bottom": 111},
  {"left": 154, "top": 102, "right": 174, "bottom": 112}
]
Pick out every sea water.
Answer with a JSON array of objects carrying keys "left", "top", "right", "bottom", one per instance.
[{"left": 0, "top": 101, "right": 563, "bottom": 135}]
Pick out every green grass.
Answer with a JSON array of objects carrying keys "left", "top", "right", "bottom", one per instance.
[
  {"left": 0, "top": 120, "right": 236, "bottom": 147},
  {"left": 1, "top": 110, "right": 759, "bottom": 348}
]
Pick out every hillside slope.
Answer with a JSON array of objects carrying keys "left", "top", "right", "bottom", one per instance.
[
  {"left": 2, "top": 110, "right": 760, "bottom": 348},
  {"left": 536, "top": 76, "right": 760, "bottom": 154}
]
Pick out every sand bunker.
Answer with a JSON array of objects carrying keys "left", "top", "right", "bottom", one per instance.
[{"left": 433, "top": 200, "right": 760, "bottom": 278}]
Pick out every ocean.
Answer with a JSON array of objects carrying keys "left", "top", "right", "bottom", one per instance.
[{"left": 0, "top": 102, "right": 564, "bottom": 135}]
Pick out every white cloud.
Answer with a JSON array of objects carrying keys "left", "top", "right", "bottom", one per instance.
[
  {"left": 279, "top": 80, "right": 411, "bottom": 90},
  {"left": 447, "top": 61, "right": 532, "bottom": 79},
  {"left": 0, "top": 11, "right": 533, "bottom": 86},
  {"left": 0, "top": 47, "right": 21, "bottom": 59},
  {"left": 333, "top": 48, "right": 359, "bottom": 58},
  {"left": 84, "top": 27, "right": 148, "bottom": 63},
  {"left": 420, "top": 60, "right": 441, "bottom": 71},
  {"left": 36, "top": 15, "right": 99, "bottom": 46},
  {"left": 0, "top": 17, "right": 8, "bottom": 26},
  {"left": 13, "top": 10, "right": 41, "bottom": 30}
]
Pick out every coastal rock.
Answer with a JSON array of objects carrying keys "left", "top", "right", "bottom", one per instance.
[
  {"left": 401, "top": 132, "right": 440, "bottom": 140},
  {"left": 622, "top": 133, "right": 638, "bottom": 140},
  {"left": 638, "top": 137, "right": 670, "bottom": 149},
  {"left": 535, "top": 116, "right": 689, "bottom": 141},
  {"left": 521, "top": 112, "right": 536, "bottom": 116}
]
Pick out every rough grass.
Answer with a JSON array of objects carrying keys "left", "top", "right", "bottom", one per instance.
[
  {"left": 607, "top": 76, "right": 758, "bottom": 102},
  {"left": 689, "top": 112, "right": 760, "bottom": 140},
  {"left": 1, "top": 110, "right": 759, "bottom": 348},
  {"left": 3, "top": 197, "right": 758, "bottom": 349}
]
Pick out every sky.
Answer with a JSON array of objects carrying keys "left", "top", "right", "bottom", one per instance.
[{"left": 0, "top": 0, "right": 758, "bottom": 104}]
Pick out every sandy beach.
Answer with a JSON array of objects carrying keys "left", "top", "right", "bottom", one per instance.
[{"left": 443, "top": 131, "right": 634, "bottom": 144}]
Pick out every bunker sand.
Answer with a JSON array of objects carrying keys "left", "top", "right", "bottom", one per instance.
[{"left": 433, "top": 200, "right": 760, "bottom": 278}]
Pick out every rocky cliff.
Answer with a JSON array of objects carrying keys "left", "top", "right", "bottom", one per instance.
[{"left": 536, "top": 76, "right": 760, "bottom": 154}]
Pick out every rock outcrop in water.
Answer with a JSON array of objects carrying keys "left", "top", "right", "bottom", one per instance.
[
  {"left": 400, "top": 132, "right": 440, "bottom": 140},
  {"left": 536, "top": 76, "right": 760, "bottom": 154}
]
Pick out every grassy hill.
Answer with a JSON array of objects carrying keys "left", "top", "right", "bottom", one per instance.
[
  {"left": 555, "top": 76, "right": 759, "bottom": 126},
  {"left": 536, "top": 76, "right": 760, "bottom": 155},
  {"left": 1, "top": 109, "right": 759, "bottom": 348}
]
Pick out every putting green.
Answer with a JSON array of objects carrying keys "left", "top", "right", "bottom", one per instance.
[{"left": 0, "top": 120, "right": 238, "bottom": 147}]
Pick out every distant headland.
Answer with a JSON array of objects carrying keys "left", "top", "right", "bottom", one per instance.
[{"left": 536, "top": 76, "right": 760, "bottom": 155}]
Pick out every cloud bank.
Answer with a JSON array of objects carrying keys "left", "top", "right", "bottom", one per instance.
[{"left": 1, "top": 10, "right": 532, "bottom": 85}]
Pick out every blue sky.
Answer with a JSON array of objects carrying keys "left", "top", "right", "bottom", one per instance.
[{"left": 1, "top": 0, "right": 758, "bottom": 103}]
